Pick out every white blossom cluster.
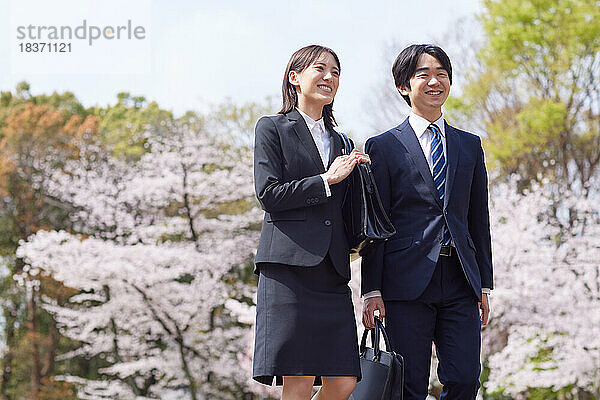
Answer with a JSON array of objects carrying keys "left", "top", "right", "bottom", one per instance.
[{"left": 483, "top": 180, "right": 599, "bottom": 396}]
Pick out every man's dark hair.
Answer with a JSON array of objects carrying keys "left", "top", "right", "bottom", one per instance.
[{"left": 392, "top": 44, "right": 453, "bottom": 106}]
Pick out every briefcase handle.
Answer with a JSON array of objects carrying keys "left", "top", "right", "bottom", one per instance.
[
  {"left": 337, "top": 132, "right": 375, "bottom": 195},
  {"left": 359, "top": 317, "right": 393, "bottom": 361}
]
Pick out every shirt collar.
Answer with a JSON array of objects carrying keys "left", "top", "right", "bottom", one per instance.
[
  {"left": 296, "top": 107, "right": 326, "bottom": 135},
  {"left": 408, "top": 111, "right": 445, "bottom": 138}
]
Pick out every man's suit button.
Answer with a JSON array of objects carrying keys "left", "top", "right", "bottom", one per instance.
[{"left": 324, "top": 220, "right": 331, "bottom": 226}]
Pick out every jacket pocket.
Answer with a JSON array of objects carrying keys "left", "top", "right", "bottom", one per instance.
[
  {"left": 466, "top": 235, "right": 477, "bottom": 253},
  {"left": 266, "top": 209, "right": 306, "bottom": 222},
  {"left": 384, "top": 237, "right": 413, "bottom": 254}
]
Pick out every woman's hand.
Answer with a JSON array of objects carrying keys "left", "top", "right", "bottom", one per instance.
[
  {"left": 351, "top": 149, "right": 371, "bottom": 165},
  {"left": 323, "top": 154, "right": 357, "bottom": 185},
  {"left": 323, "top": 149, "right": 371, "bottom": 185}
]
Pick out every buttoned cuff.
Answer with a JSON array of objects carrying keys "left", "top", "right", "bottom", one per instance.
[
  {"left": 363, "top": 290, "right": 382, "bottom": 299},
  {"left": 320, "top": 174, "right": 331, "bottom": 197},
  {"left": 482, "top": 288, "right": 491, "bottom": 295}
]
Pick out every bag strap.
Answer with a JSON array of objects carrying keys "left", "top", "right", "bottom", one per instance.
[
  {"left": 359, "top": 321, "right": 375, "bottom": 354},
  {"left": 359, "top": 316, "right": 393, "bottom": 361},
  {"left": 359, "top": 319, "right": 381, "bottom": 361},
  {"left": 338, "top": 131, "right": 356, "bottom": 206},
  {"left": 337, "top": 131, "right": 354, "bottom": 155},
  {"left": 375, "top": 317, "right": 393, "bottom": 352}
]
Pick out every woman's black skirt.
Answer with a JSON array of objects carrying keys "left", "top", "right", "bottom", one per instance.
[{"left": 252, "top": 256, "right": 360, "bottom": 386}]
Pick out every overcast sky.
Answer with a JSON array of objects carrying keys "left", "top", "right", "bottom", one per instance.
[{"left": 0, "top": 0, "right": 482, "bottom": 139}]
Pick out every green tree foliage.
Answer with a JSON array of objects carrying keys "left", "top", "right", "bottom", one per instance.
[
  {"left": 451, "top": 0, "right": 600, "bottom": 193},
  {"left": 209, "top": 97, "right": 276, "bottom": 146},
  {"left": 0, "top": 83, "right": 97, "bottom": 399},
  {"left": 90, "top": 92, "right": 174, "bottom": 159}
]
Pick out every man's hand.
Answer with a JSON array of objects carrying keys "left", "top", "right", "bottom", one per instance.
[
  {"left": 478, "top": 293, "right": 490, "bottom": 327},
  {"left": 362, "top": 296, "right": 385, "bottom": 330}
]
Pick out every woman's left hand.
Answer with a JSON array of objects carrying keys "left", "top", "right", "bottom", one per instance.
[{"left": 350, "top": 149, "right": 371, "bottom": 164}]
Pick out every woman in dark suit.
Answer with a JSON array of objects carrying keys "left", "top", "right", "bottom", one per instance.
[{"left": 252, "top": 45, "right": 369, "bottom": 400}]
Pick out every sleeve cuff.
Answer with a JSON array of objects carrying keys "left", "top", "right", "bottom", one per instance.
[
  {"left": 320, "top": 174, "right": 331, "bottom": 197},
  {"left": 482, "top": 288, "right": 491, "bottom": 295},
  {"left": 363, "top": 290, "right": 382, "bottom": 299}
]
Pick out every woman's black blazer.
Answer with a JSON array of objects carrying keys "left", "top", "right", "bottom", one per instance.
[{"left": 253, "top": 109, "right": 351, "bottom": 279}]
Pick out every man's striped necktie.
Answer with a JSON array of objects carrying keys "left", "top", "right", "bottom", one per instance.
[{"left": 429, "top": 123, "right": 451, "bottom": 245}]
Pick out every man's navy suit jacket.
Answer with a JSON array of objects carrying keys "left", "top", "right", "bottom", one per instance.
[{"left": 361, "top": 118, "right": 493, "bottom": 301}]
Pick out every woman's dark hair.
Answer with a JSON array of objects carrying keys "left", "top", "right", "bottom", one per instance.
[
  {"left": 279, "top": 45, "right": 340, "bottom": 131},
  {"left": 391, "top": 44, "right": 452, "bottom": 106}
]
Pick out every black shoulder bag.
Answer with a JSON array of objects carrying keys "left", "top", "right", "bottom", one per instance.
[{"left": 339, "top": 132, "right": 396, "bottom": 256}]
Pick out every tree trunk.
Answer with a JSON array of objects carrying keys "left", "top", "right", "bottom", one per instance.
[
  {"left": 0, "top": 304, "right": 17, "bottom": 400},
  {"left": 27, "top": 288, "right": 41, "bottom": 395},
  {"left": 41, "top": 318, "right": 58, "bottom": 378},
  {"left": 175, "top": 330, "right": 197, "bottom": 400},
  {"left": 181, "top": 165, "right": 199, "bottom": 248},
  {"left": 104, "top": 286, "right": 141, "bottom": 396},
  {"left": 429, "top": 385, "right": 441, "bottom": 399}
]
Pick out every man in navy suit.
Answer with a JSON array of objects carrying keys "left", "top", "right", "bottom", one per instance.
[{"left": 361, "top": 44, "right": 493, "bottom": 399}]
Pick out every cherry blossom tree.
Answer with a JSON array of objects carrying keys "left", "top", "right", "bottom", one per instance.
[
  {"left": 16, "top": 122, "right": 267, "bottom": 399},
  {"left": 483, "top": 179, "right": 599, "bottom": 398}
]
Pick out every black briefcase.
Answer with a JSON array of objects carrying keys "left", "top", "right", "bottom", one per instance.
[
  {"left": 338, "top": 133, "right": 396, "bottom": 256},
  {"left": 349, "top": 317, "right": 404, "bottom": 400}
]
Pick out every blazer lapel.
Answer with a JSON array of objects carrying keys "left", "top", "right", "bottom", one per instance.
[
  {"left": 327, "top": 128, "right": 343, "bottom": 168},
  {"left": 443, "top": 122, "right": 460, "bottom": 210},
  {"left": 391, "top": 118, "right": 443, "bottom": 208},
  {"left": 286, "top": 109, "right": 325, "bottom": 173}
]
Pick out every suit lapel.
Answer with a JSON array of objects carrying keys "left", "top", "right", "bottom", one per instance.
[
  {"left": 327, "top": 128, "right": 342, "bottom": 168},
  {"left": 287, "top": 109, "right": 325, "bottom": 173},
  {"left": 391, "top": 118, "right": 443, "bottom": 208},
  {"left": 444, "top": 122, "right": 460, "bottom": 209}
]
